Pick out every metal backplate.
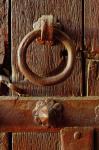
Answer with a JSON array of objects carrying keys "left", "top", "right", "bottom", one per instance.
[{"left": 60, "top": 127, "right": 94, "bottom": 150}]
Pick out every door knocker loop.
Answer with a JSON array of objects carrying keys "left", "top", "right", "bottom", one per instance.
[{"left": 17, "top": 15, "right": 75, "bottom": 86}]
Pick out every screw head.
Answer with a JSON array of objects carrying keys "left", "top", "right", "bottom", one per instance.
[{"left": 74, "top": 131, "right": 81, "bottom": 140}]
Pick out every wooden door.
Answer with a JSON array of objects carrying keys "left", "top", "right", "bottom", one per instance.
[{"left": 0, "top": 0, "right": 99, "bottom": 150}]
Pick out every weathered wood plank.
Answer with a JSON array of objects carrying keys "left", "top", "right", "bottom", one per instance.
[
  {"left": 0, "top": 29, "right": 5, "bottom": 65},
  {"left": 0, "top": 97, "right": 99, "bottom": 131},
  {"left": 11, "top": 0, "right": 82, "bottom": 96},
  {"left": 0, "top": 0, "right": 9, "bottom": 96},
  {"left": 12, "top": 128, "right": 99, "bottom": 150},
  {"left": 85, "top": 0, "right": 99, "bottom": 96},
  {"left": 85, "top": 0, "right": 99, "bottom": 42},
  {"left": 87, "top": 60, "right": 99, "bottom": 96},
  {"left": 0, "top": 0, "right": 8, "bottom": 65},
  {"left": 0, "top": 133, "right": 8, "bottom": 150},
  {"left": 12, "top": 131, "right": 60, "bottom": 150}
]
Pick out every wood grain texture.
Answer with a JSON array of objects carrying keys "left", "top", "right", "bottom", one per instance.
[
  {"left": 85, "top": 0, "right": 99, "bottom": 96},
  {"left": 0, "top": 133, "right": 8, "bottom": 150},
  {"left": 11, "top": 0, "right": 82, "bottom": 96},
  {"left": 12, "top": 128, "right": 99, "bottom": 150},
  {"left": 12, "top": 131, "right": 60, "bottom": 150},
  {"left": 0, "top": 0, "right": 9, "bottom": 96},
  {"left": 0, "top": 0, "right": 8, "bottom": 65},
  {"left": 85, "top": 0, "right": 99, "bottom": 41},
  {"left": 87, "top": 60, "right": 99, "bottom": 96},
  {"left": 0, "top": 96, "right": 99, "bottom": 131}
]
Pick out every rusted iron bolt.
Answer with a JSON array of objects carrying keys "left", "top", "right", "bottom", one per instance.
[
  {"left": 32, "top": 99, "right": 64, "bottom": 127},
  {"left": 74, "top": 131, "right": 81, "bottom": 140}
]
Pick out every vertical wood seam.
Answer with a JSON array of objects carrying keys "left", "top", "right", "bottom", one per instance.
[
  {"left": 8, "top": 0, "right": 11, "bottom": 73},
  {"left": 8, "top": 0, "right": 12, "bottom": 149},
  {"left": 81, "top": 0, "right": 87, "bottom": 96}
]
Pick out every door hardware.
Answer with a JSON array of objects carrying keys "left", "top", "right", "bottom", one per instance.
[
  {"left": 32, "top": 99, "right": 64, "bottom": 127},
  {"left": 17, "top": 15, "right": 76, "bottom": 86},
  {"left": 33, "top": 15, "right": 54, "bottom": 45}
]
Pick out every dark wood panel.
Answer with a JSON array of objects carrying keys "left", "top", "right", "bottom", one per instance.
[
  {"left": 85, "top": 0, "right": 99, "bottom": 96},
  {"left": 11, "top": 0, "right": 82, "bottom": 96},
  {"left": 95, "top": 128, "right": 99, "bottom": 150},
  {"left": 12, "top": 131, "right": 60, "bottom": 150},
  {"left": 0, "top": 96, "right": 99, "bottom": 131},
  {"left": 0, "top": 0, "right": 9, "bottom": 96},
  {"left": 0, "top": 133, "right": 8, "bottom": 150}
]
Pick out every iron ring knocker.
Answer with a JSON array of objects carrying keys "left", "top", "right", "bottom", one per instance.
[{"left": 17, "top": 28, "right": 75, "bottom": 86}]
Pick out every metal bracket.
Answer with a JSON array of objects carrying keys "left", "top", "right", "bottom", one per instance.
[
  {"left": 60, "top": 127, "right": 94, "bottom": 150},
  {"left": 33, "top": 15, "right": 63, "bottom": 45},
  {"left": 33, "top": 15, "right": 54, "bottom": 45}
]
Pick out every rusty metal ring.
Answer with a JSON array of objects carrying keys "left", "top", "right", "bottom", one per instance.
[{"left": 17, "top": 28, "right": 75, "bottom": 86}]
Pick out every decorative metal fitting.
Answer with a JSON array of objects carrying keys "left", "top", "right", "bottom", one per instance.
[
  {"left": 32, "top": 99, "right": 64, "bottom": 127},
  {"left": 17, "top": 15, "right": 75, "bottom": 86}
]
